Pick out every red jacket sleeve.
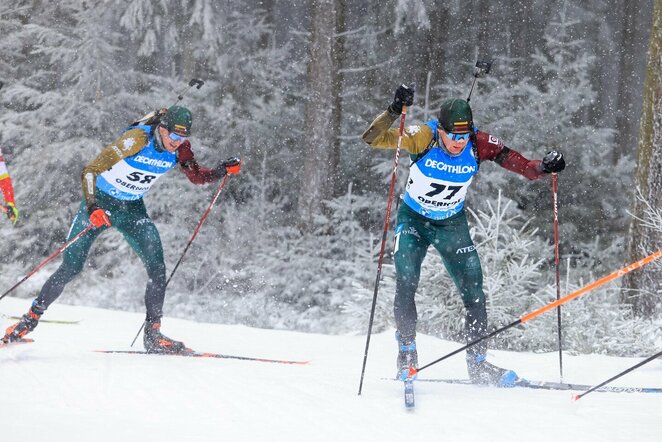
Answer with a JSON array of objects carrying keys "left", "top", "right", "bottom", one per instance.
[
  {"left": 176, "top": 141, "right": 221, "bottom": 185},
  {"left": 474, "top": 131, "right": 546, "bottom": 180},
  {"left": 0, "top": 149, "right": 16, "bottom": 204}
]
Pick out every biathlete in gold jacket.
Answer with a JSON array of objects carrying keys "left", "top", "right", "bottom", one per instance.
[
  {"left": 362, "top": 84, "right": 566, "bottom": 386},
  {"left": 3, "top": 106, "right": 241, "bottom": 352}
]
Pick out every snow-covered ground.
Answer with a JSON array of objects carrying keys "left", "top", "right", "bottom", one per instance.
[{"left": 1, "top": 296, "right": 660, "bottom": 442}]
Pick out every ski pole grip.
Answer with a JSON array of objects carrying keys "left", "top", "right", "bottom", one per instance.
[{"left": 189, "top": 79, "right": 205, "bottom": 89}]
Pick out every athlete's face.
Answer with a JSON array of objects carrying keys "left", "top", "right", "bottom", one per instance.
[
  {"left": 439, "top": 129, "right": 470, "bottom": 155},
  {"left": 159, "top": 125, "right": 186, "bottom": 152}
]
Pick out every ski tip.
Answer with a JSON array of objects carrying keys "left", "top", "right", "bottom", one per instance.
[
  {"left": 0, "top": 337, "right": 34, "bottom": 347},
  {"left": 404, "top": 380, "right": 415, "bottom": 409},
  {"left": 8, "top": 316, "right": 80, "bottom": 324},
  {"left": 572, "top": 393, "right": 581, "bottom": 402}
]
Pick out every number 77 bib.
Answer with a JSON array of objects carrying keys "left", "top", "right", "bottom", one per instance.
[
  {"left": 401, "top": 143, "right": 478, "bottom": 220},
  {"left": 403, "top": 166, "right": 472, "bottom": 220}
]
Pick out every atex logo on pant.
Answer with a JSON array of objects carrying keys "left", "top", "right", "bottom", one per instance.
[{"left": 456, "top": 245, "right": 476, "bottom": 254}]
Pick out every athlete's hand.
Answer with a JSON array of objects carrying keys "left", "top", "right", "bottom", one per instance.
[
  {"left": 541, "top": 151, "right": 566, "bottom": 173},
  {"left": 389, "top": 83, "right": 415, "bottom": 114},
  {"left": 88, "top": 204, "right": 111, "bottom": 228},
  {"left": 5, "top": 202, "right": 18, "bottom": 225},
  {"left": 217, "top": 157, "right": 242, "bottom": 176}
]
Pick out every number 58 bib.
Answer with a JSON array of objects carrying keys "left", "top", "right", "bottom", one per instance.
[{"left": 96, "top": 136, "right": 177, "bottom": 201}]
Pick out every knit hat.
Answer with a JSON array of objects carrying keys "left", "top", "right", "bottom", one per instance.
[
  {"left": 162, "top": 105, "right": 192, "bottom": 137},
  {"left": 438, "top": 99, "right": 473, "bottom": 133}
]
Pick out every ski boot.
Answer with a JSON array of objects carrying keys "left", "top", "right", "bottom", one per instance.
[
  {"left": 3, "top": 301, "right": 45, "bottom": 343},
  {"left": 143, "top": 319, "right": 188, "bottom": 354},
  {"left": 467, "top": 354, "right": 519, "bottom": 387},
  {"left": 396, "top": 332, "right": 418, "bottom": 381}
]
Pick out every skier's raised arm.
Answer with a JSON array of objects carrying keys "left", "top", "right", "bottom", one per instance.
[{"left": 0, "top": 147, "right": 18, "bottom": 225}]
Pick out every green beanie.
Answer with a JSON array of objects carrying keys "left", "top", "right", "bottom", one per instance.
[
  {"left": 438, "top": 99, "right": 473, "bottom": 133},
  {"left": 162, "top": 105, "right": 192, "bottom": 137}
]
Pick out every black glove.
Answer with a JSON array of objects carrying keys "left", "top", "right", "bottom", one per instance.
[
  {"left": 215, "top": 156, "right": 242, "bottom": 177},
  {"left": 388, "top": 83, "right": 415, "bottom": 114},
  {"left": 541, "top": 151, "right": 565, "bottom": 173}
]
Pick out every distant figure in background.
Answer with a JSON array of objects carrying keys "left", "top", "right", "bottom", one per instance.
[
  {"left": 362, "top": 84, "right": 566, "bottom": 386},
  {"left": 0, "top": 147, "right": 19, "bottom": 225},
  {"left": 3, "top": 106, "right": 241, "bottom": 352}
]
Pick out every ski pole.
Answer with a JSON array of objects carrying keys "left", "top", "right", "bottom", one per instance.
[
  {"left": 358, "top": 104, "right": 408, "bottom": 396},
  {"left": 406, "top": 248, "right": 662, "bottom": 378},
  {"left": 172, "top": 78, "right": 204, "bottom": 107},
  {"left": 466, "top": 60, "right": 492, "bottom": 102},
  {"left": 573, "top": 349, "right": 662, "bottom": 400},
  {"left": 552, "top": 173, "right": 563, "bottom": 382},
  {"left": 166, "top": 174, "right": 230, "bottom": 288},
  {"left": 0, "top": 224, "right": 94, "bottom": 302},
  {"left": 130, "top": 174, "right": 231, "bottom": 347}
]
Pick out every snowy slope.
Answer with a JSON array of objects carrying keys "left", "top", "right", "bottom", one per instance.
[{"left": 1, "top": 296, "right": 660, "bottom": 442}]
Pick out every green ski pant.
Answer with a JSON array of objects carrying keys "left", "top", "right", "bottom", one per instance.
[
  {"left": 35, "top": 191, "right": 167, "bottom": 321},
  {"left": 393, "top": 204, "right": 488, "bottom": 358}
]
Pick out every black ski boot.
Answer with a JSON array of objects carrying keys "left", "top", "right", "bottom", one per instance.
[
  {"left": 2, "top": 301, "right": 45, "bottom": 343},
  {"left": 396, "top": 332, "right": 418, "bottom": 380},
  {"left": 467, "top": 354, "right": 518, "bottom": 387},
  {"left": 143, "top": 319, "right": 188, "bottom": 354}
]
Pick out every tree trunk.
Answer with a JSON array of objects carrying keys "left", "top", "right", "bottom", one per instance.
[
  {"left": 329, "top": 0, "right": 345, "bottom": 197},
  {"left": 622, "top": 0, "right": 662, "bottom": 316},
  {"left": 614, "top": 0, "right": 654, "bottom": 161},
  {"left": 298, "top": 0, "right": 339, "bottom": 231}
]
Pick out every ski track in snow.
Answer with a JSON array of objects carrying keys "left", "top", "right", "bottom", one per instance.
[{"left": 1, "top": 296, "right": 661, "bottom": 442}]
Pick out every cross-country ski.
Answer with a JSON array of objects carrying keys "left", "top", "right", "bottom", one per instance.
[
  {"left": 5, "top": 315, "right": 80, "bottom": 325},
  {"left": 410, "top": 378, "right": 662, "bottom": 394},
  {"left": 0, "top": 337, "right": 33, "bottom": 348},
  {"left": 94, "top": 349, "right": 309, "bottom": 365}
]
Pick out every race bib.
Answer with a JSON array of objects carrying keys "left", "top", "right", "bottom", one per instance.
[
  {"left": 404, "top": 166, "right": 472, "bottom": 217},
  {"left": 96, "top": 136, "right": 176, "bottom": 201},
  {"left": 98, "top": 161, "right": 165, "bottom": 199}
]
